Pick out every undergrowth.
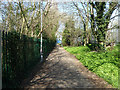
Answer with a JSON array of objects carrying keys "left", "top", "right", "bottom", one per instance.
[{"left": 64, "top": 45, "right": 119, "bottom": 88}]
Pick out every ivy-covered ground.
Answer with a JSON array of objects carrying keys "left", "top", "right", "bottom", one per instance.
[{"left": 64, "top": 45, "right": 119, "bottom": 88}]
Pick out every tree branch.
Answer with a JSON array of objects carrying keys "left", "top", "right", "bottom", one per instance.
[{"left": 18, "top": 2, "right": 29, "bottom": 30}]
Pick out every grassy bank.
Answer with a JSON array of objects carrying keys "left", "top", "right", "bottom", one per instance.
[{"left": 64, "top": 45, "right": 119, "bottom": 88}]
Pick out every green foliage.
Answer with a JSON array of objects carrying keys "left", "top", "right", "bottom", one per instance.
[
  {"left": 62, "top": 17, "right": 76, "bottom": 46},
  {"left": 62, "top": 28, "right": 70, "bottom": 46},
  {"left": 87, "top": 43, "right": 104, "bottom": 51},
  {"left": 94, "top": 63, "right": 118, "bottom": 87},
  {"left": 64, "top": 46, "right": 90, "bottom": 54},
  {"left": 90, "top": 2, "right": 118, "bottom": 50},
  {"left": 2, "top": 30, "right": 56, "bottom": 88},
  {"left": 64, "top": 45, "right": 119, "bottom": 88}
]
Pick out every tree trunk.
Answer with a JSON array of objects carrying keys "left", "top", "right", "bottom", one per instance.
[{"left": 83, "top": 24, "right": 86, "bottom": 46}]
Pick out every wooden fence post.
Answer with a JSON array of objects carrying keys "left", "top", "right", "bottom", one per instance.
[{"left": 0, "top": 30, "right": 2, "bottom": 89}]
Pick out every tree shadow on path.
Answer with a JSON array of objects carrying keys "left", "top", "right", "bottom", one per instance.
[{"left": 21, "top": 46, "right": 114, "bottom": 89}]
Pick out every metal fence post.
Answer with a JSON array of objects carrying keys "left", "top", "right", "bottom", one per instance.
[
  {"left": 0, "top": 30, "right": 2, "bottom": 89},
  {"left": 23, "top": 35, "right": 26, "bottom": 69}
]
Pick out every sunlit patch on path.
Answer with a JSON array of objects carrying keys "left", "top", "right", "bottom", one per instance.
[{"left": 21, "top": 45, "right": 113, "bottom": 89}]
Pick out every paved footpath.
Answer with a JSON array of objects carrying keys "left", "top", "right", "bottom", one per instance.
[{"left": 21, "top": 46, "right": 113, "bottom": 89}]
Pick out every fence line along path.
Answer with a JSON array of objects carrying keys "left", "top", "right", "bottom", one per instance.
[
  {"left": 21, "top": 45, "right": 113, "bottom": 88},
  {"left": 1, "top": 30, "right": 55, "bottom": 88}
]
